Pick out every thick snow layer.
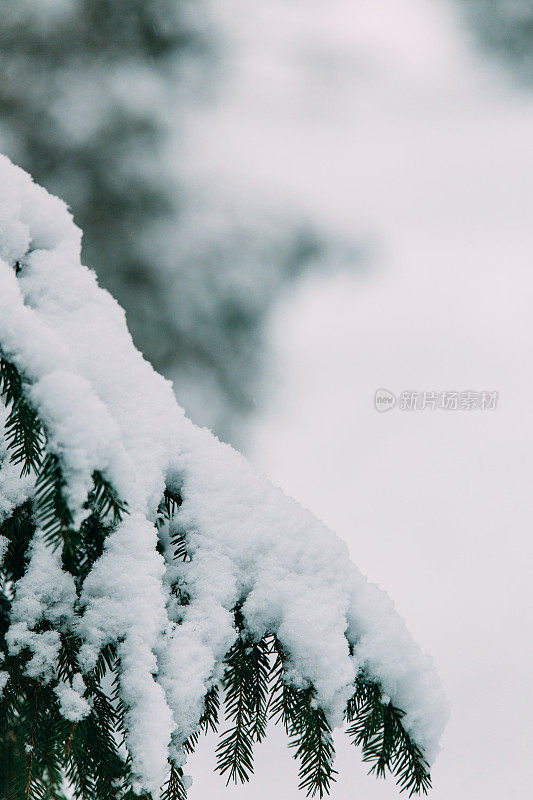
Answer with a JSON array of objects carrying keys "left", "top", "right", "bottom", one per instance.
[
  {"left": 78, "top": 512, "right": 175, "bottom": 795},
  {"left": 0, "top": 155, "right": 448, "bottom": 793}
]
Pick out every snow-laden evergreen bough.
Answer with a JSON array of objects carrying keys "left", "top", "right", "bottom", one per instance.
[{"left": 0, "top": 155, "right": 448, "bottom": 799}]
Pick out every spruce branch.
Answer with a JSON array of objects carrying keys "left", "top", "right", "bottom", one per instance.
[
  {"left": 34, "top": 453, "right": 74, "bottom": 551},
  {"left": 289, "top": 692, "right": 337, "bottom": 798},
  {"left": 0, "top": 502, "right": 36, "bottom": 646},
  {"left": 270, "top": 638, "right": 337, "bottom": 798},
  {"left": 60, "top": 643, "right": 129, "bottom": 800},
  {"left": 215, "top": 635, "right": 256, "bottom": 784},
  {"left": 345, "top": 675, "right": 432, "bottom": 796},
  {"left": 0, "top": 501, "right": 35, "bottom": 583},
  {"left": 161, "top": 761, "right": 188, "bottom": 800},
  {"left": 215, "top": 607, "right": 272, "bottom": 785},
  {"left": 91, "top": 472, "right": 127, "bottom": 525},
  {"left": 0, "top": 357, "right": 44, "bottom": 477},
  {"left": 5, "top": 677, "right": 66, "bottom": 800},
  {"left": 0, "top": 628, "right": 126, "bottom": 800}
]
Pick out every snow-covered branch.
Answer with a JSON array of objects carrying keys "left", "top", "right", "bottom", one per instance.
[{"left": 0, "top": 156, "right": 447, "bottom": 798}]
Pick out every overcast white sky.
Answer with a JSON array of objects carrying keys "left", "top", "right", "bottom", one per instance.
[{"left": 186, "top": 1, "right": 533, "bottom": 797}]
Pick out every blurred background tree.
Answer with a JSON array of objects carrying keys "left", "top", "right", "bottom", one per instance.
[
  {"left": 1, "top": 0, "right": 531, "bottom": 448},
  {"left": 456, "top": 0, "right": 533, "bottom": 82},
  {"left": 0, "top": 0, "right": 348, "bottom": 445}
]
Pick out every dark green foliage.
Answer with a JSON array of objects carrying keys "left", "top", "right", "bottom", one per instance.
[
  {"left": 161, "top": 762, "right": 187, "bottom": 800},
  {"left": 66, "top": 683, "right": 127, "bottom": 800},
  {"left": 1, "top": 681, "right": 64, "bottom": 800},
  {"left": 34, "top": 453, "right": 75, "bottom": 551},
  {"left": 346, "top": 676, "right": 432, "bottom": 796},
  {"left": 215, "top": 629, "right": 271, "bottom": 784},
  {"left": 213, "top": 633, "right": 431, "bottom": 798},
  {"left": 91, "top": 472, "right": 127, "bottom": 526},
  {"left": 269, "top": 639, "right": 337, "bottom": 797},
  {"left": 0, "top": 648, "right": 133, "bottom": 800},
  {"left": 285, "top": 689, "right": 337, "bottom": 798},
  {"left": 0, "top": 502, "right": 35, "bottom": 584},
  {"left": 0, "top": 501, "right": 35, "bottom": 640},
  {"left": 0, "top": 358, "right": 44, "bottom": 477}
]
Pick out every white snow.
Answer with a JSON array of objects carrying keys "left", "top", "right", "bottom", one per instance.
[
  {"left": 54, "top": 681, "right": 90, "bottom": 721},
  {"left": 6, "top": 531, "right": 76, "bottom": 680},
  {"left": 54, "top": 672, "right": 91, "bottom": 721},
  {"left": 78, "top": 511, "right": 175, "bottom": 796},
  {"left": 0, "top": 154, "right": 447, "bottom": 793}
]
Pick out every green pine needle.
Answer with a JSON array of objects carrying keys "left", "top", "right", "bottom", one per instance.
[
  {"left": 161, "top": 762, "right": 188, "bottom": 800},
  {"left": 0, "top": 357, "right": 45, "bottom": 477},
  {"left": 34, "top": 453, "right": 75, "bottom": 550},
  {"left": 345, "top": 675, "right": 432, "bottom": 796},
  {"left": 215, "top": 639, "right": 256, "bottom": 784},
  {"left": 270, "top": 639, "right": 337, "bottom": 798},
  {"left": 91, "top": 471, "right": 127, "bottom": 525}
]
